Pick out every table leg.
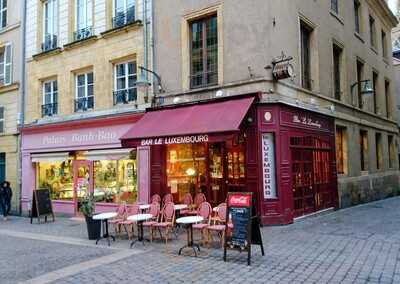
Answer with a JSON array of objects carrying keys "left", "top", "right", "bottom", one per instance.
[{"left": 178, "top": 224, "right": 199, "bottom": 257}]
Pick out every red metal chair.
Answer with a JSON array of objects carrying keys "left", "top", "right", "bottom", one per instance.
[
  {"left": 188, "top": 192, "right": 206, "bottom": 215},
  {"left": 118, "top": 203, "right": 140, "bottom": 240},
  {"left": 207, "top": 203, "right": 227, "bottom": 247},
  {"left": 151, "top": 194, "right": 161, "bottom": 204},
  {"left": 109, "top": 203, "right": 127, "bottom": 238},
  {"left": 192, "top": 202, "right": 212, "bottom": 244},
  {"left": 180, "top": 193, "right": 193, "bottom": 215},
  {"left": 153, "top": 202, "right": 175, "bottom": 245},
  {"left": 143, "top": 202, "right": 161, "bottom": 242}
]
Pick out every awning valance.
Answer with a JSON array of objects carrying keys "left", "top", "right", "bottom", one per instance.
[
  {"left": 31, "top": 152, "right": 70, "bottom": 163},
  {"left": 120, "top": 96, "right": 255, "bottom": 147},
  {"left": 84, "top": 149, "right": 135, "bottom": 161}
]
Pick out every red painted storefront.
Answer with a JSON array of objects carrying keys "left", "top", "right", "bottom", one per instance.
[{"left": 121, "top": 94, "right": 338, "bottom": 225}]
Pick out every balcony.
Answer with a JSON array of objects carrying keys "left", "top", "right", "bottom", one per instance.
[
  {"left": 73, "top": 26, "right": 93, "bottom": 41},
  {"left": 113, "top": 89, "right": 137, "bottom": 105},
  {"left": 41, "top": 34, "right": 58, "bottom": 52},
  {"left": 112, "top": 7, "right": 135, "bottom": 29},
  {"left": 42, "top": 103, "right": 58, "bottom": 117},
  {"left": 74, "top": 96, "right": 94, "bottom": 112}
]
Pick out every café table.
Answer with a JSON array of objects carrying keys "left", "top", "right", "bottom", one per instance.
[
  {"left": 139, "top": 204, "right": 150, "bottom": 212},
  {"left": 176, "top": 216, "right": 204, "bottom": 257},
  {"left": 173, "top": 204, "right": 189, "bottom": 236},
  {"left": 93, "top": 212, "right": 117, "bottom": 246},
  {"left": 128, "top": 213, "right": 153, "bottom": 248}
]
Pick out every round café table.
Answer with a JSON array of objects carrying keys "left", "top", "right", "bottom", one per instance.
[
  {"left": 93, "top": 212, "right": 117, "bottom": 246},
  {"left": 173, "top": 204, "right": 189, "bottom": 236},
  {"left": 176, "top": 216, "right": 204, "bottom": 257},
  {"left": 139, "top": 204, "right": 150, "bottom": 213},
  {"left": 128, "top": 213, "right": 153, "bottom": 248}
]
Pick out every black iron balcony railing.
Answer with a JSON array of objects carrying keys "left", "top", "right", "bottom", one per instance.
[
  {"left": 74, "top": 96, "right": 94, "bottom": 112},
  {"left": 112, "top": 7, "right": 135, "bottom": 29},
  {"left": 41, "top": 34, "right": 58, "bottom": 52},
  {"left": 73, "top": 26, "right": 93, "bottom": 41},
  {"left": 42, "top": 103, "right": 58, "bottom": 117},
  {"left": 113, "top": 88, "right": 137, "bottom": 105}
]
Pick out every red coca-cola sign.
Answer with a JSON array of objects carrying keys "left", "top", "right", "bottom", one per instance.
[{"left": 228, "top": 194, "right": 251, "bottom": 207}]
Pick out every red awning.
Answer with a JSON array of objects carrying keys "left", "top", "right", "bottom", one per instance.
[{"left": 120, "top": 96, "right": 255, "bottom": 147}]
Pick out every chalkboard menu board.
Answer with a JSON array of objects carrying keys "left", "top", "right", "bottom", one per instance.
[
  {"left": 223, "top": 192, "right": 264, "bottom": 265},
  {"left": 30, "top": 188, "right": 55, "bottom": 224}
]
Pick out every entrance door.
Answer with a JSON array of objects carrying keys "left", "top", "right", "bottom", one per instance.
[{"left": 73, "top": 160, "right": 93, "bottom": 215}]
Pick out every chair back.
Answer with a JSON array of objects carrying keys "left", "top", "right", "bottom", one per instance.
[
  {"left": 163, "top": 193, "right": 173, "bottom": 205},
  {"left": 127, "top": 203, "right": 140, "bottom": 216},
  {"left": 115, "top": 203, "right": 126, "bottom": 217},
  {"left": 194, "top": 193, "right": 206, "bottom": 207},
  {"left": 149, "top": 202, "right": 160, "bottom": 220},
  {"left": 217, "top": 203, "right": 227, "bottom": 222},
  {"left": 197, "top": 202, "right": 212, "bottom": 220},
  {"left": 151, "top": 194, "right": 161, "bottom": 204},
  {"left": 182, "top": 193, "right": 193, "bottom": 205},
  {"left": 162, "top": 202, "right": 175, "bottom": 223}
]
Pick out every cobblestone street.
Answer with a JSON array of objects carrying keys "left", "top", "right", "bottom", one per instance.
[{"left": 1, "top": 197, "right": 400, "bottom": 284}]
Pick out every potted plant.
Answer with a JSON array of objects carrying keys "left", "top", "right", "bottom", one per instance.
[{"left": 80, "top": 193, "right": 101, "bottom": 240}]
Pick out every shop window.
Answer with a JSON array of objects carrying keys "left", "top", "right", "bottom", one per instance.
[
  {"left": 37, "top": 160, "right": 74, "bottom": 200},
  {"left": 369, "top": 16, "right": 376, "bottom": 48},
  {"left": 190, "top": 15, "right": 218, "bottom": 89},
  {"left": 113, "top": 61, "right": 137, "bottom": 105},
  {"left": 42, "top": 0, "right": 58, "bottom": 52},
  {"left": 0, "top": 106, "right": 4, "bottom": 133},
  {"left": 375, "top": 133, "right": 382, "bottom": 170},
  {"left": 300, "top": 21, "right": 313, "bottom": 90},
  {"left": 75, "top": 72, "right": 94, "bottom": 112},
  {"left": 335, "top": 126, "right": 347, "bottom": 174},
  {"left": 382, "top": 30, "right": 387, "bottom": 58},
  {"left": 0, "top": 0, "right": 6, "bottom": 29},
  {"left": 331, "top": 0, "right": 338, "bottom": 14},
  {"left": 359, "top": 130, "right": 368, "bottom": 172},
  {"left": 388, "top": 135, "right": 395, "bottom": 169},
  {"left": 75, "top": 0, "right": 93, "bottom": 41},
  {"left": 94, "top": 158, "right": 137, "bottom": 204},
  {"left": 112, "top": 0, "right": 135, "bottom": 29},
  {"left": 42, "top": 80, "right": 58, "bottom": 117},
  {"left": 354, "top": 0, "right": 361, "bottom": 34},
  {"left": 333, "top": 43, "right": 342, "bottom": 100}
]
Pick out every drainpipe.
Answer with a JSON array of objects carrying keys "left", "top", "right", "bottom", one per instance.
[
  {"left": 151, "top": 0, "right": 156, "bottom": 95},
  {"left": 18, "top": 0, "right": 27, "bottom": 215},
  {"left": 143, "top": 0, "right": 149, "bottom": 103}
]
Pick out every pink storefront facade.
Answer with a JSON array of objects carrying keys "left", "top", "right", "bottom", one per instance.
[{"left": 20, "top": 113, "right": 151, "bottom": 216}]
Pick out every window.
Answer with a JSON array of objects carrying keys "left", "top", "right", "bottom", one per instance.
[
  {"left": 356, "top": 60, "right": 364, "bottom": 108},
  {"left": 112, "top": 0, "right": 135, "bottom": 28},
  {"left": 0, "top": 43, "right": 12, "bottom": 85},
  {"left": 190, "top": 15, "right": 218, "bottom": 89},
  {"left": 0, "top": 0, "right": 6, "bottom": 29},
  {"left": 372, "top": 71, "right": 378, "bottom": 114},
  {"left": 369, "top": 16, "right": 376, "bottom": 48},
  {"left": 335, "top": 126, "right": 347, "bottom": 174},
  {"left": 359, "top": 130, "right": 368, "bottom": 172},
  {"left": 0, "top": 153, "right": 5, "bottom": 184},
  {"left": 300, "top": 21, "right": 312, "bottom": 90},
  {"left": 333, "top": 44, "right": 342, "bottom": 100},
  {"left": 354, "top": 0, "right": 361, "bottom": 34},
  {"left": 0, "top": 106, "right": 4, "bottom": 133},
  {"left": 388, "top": 135, "right": 395, "bottom": 169},
  {"left": 75, "top": 72, "right": 94, "bottom": 112},
  {"left": 382, "top": 30, "right": 387, "bottom": 58},
  {"left": 42, "top": 80, "right": 58, "bottom": 117},
  {"left": 42, "top": 0, "right": 58, "bottom": 51},
  {"left": 375, "top": 133, "right": 382, "bottom": 170},
  {"left": 331, "top": 0, "right": 339, "bottom": 14},
  {"left": 385, "top": 80, "right": 391, "bottom": 118},
  {"left": 113, "top": 61, "right": 137, "bottom": 105},
  {"left": 75, "top": 0, "right": 93, "bottom": 41}
]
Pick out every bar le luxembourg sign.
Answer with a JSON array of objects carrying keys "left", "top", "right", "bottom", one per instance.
[
  {"left": 140, "top": 134, "right": 209, "bottom": 146},
  {"left": 262, "top": 133, "right": 277, "bottom": 199}
]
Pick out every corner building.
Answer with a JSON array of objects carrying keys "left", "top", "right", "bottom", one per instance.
[{"left": 122, "top": 0, "right": 400, "bottom": 224}]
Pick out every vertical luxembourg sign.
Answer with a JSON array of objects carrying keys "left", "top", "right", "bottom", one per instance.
[{"left": 262, "top": 133, "right": 277, "bottom": 199}]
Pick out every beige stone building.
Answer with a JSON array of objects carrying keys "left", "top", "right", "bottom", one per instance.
[
  {"left": 144, "top": 0, "right": 400, "bottom": 222},
  {"left": 0, "top": 0, "right": 23, "bottom": 212}
]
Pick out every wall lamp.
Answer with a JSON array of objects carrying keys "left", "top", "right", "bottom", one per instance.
[{"left": 350, "top": 80, "right": 374, "bottom": 105}]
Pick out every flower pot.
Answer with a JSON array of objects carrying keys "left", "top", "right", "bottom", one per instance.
[{"left": 85, "top": 216, "right": 101, "bottom": 240}]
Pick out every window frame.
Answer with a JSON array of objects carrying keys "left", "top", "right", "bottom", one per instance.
[
  {"left": 388, "top": 135, "right": 395, "bottom": 169},
  {"left": 385, "top": 80, "right": 391, "bottom": 119},
  {"left": 114, "top": 61, "right": 137, "bottom": 92},
  {"left": 75, "top": 72, "right": 93, "bottom": 100},
  {"left": 0, "top": 43, "right": 12, "bottom": 85},
  {"left": 0, "top": 0, "right": 7, "bottom": 29},
  {"left": 335, "top": 126, "right": 347, "bottom": 175},
  {"left": 331, "top": 0, "right": 339, "bottom": 15},
  {"left": 359, "top": 130, "right": 368, "bottom": 172},
  {"left": 369, "top": 15, "right": 376, "bottom": 48},
  {"left": 372, "top": 71, "right": 378, "bottom": 114},
  {"left": 356, "top": 59, "right": 364, "bottom": 109},
  {"left": 381, "top": 30, "right": 387, "bottom": 58},
  {"left": 75, "top": 0, "right": 92, "bottom": 31},
  {"left": 375, "top": 133, "right": 383, "bottom": 170},
  {"left": 42, "top": 80, "right": 58, "bottom": 106},
  {"left": 0, "top": 106, "right": 4, "bottom": 134},
  {"left": 112, "top": 0, "right": 134, "bottom": 17},
  {"left": 332, "top": 43, "right": 342, "bottom": 100},
  {"left": 300, "top": 21, "right": 313, "bottom": 90},
  {"left": 43, "top": 0, "right": 58, "bottom": 41},
  {"left": 354, "top": 0, "right": 361, "bottom": 34}
]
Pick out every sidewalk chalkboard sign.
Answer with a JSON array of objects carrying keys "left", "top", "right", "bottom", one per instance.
[
  {"left": 30, "top": 188, "right": 55, "bottom": 224},
  {"left": 223, "top": 192, "right": 265, "bottom": 265}
]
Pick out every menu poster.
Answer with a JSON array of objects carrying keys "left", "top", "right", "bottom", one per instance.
[
  {"left": 30, "top": 188, "right": 55, "bottom": 224},
  {"left": 223, "top": 192, "right": 264, "bottom": 266}
]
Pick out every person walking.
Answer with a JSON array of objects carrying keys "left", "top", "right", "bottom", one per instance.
[{"left": 0, "top": 181, "right": 12, "bottom": 220}]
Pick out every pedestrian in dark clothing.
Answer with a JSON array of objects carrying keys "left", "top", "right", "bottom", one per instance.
[{"left": 0, "top": 181, "right": 12, "bottom": 220}]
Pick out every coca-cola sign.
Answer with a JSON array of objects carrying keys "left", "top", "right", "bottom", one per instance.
[{"left": 228, "top": 194, "right": 251, "bottom": 207}]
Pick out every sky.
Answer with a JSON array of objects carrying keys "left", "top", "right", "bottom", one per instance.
[{"left": 388, "top": 0, "right": 398, "bottom": 14}]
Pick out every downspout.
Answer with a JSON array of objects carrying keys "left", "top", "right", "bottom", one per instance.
[
  {"left": 143, "top": 0, "right": 149, "bottom": 102},
  {"left": 151, "top": 0, "right": 156, "bottom": 95},
  {"left": 18, "top": 0, "right": 27, "bottom": 215}
]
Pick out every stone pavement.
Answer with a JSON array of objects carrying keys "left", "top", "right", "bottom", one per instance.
[{"left": 1, "top": 197, "right": 400, "bottom": 283}]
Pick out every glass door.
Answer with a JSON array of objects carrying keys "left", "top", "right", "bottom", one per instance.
[{"left": 73, "top": 160, "right": 93, "bottom": 215}]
